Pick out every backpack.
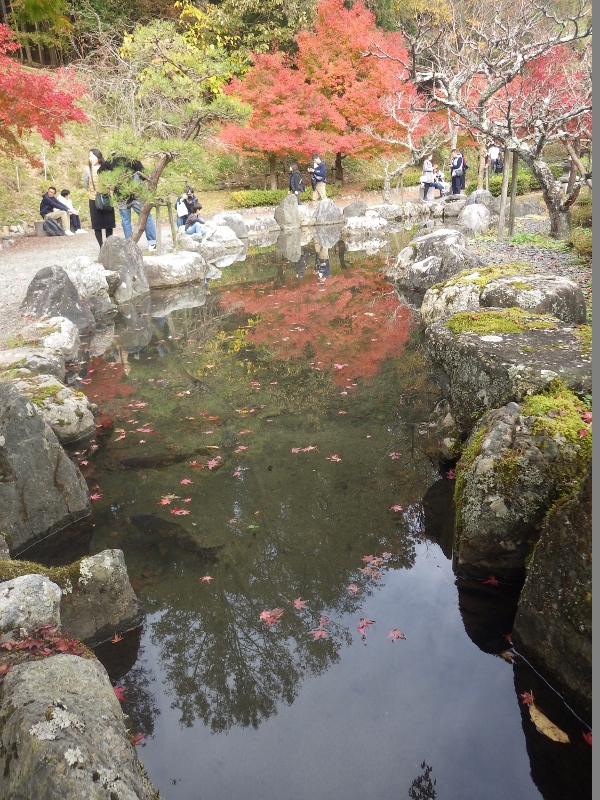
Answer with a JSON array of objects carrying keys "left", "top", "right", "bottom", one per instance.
[
  {"left": 495, "top": 156, "right": 504, "bottom": 174},
  {"left": 298, "top": 175, "right": 306, "bottom": 193},
  {"left": 43, "top": 218, "right": 66, "bottom": 236}
]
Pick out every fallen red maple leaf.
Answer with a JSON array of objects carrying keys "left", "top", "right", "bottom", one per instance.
[
  {"left": 180, "top": 478, "right": 193, "bottom": 485},
  {"left": 482, "top": 575, "right": 499, "bottom": 587},
  {"left": 291, "top": 598, "right": 308, "bottom": 610},
  {"left": 390, "top": 504, "right": 403, "bottom": 512},
  {"left": 131, "top": 733, "right": 146, "bottom": 747},
  {"left": 206, "top": 458, "right": 221, "bottom": 470},
  {"left": 579, "top": 428, "right": 589, "bottom": 438},
  {"left": 310, "top": 628, "right": 328, "bottom": 640},
  {"left": 200, "top": 575, "right": 213, "bottom": 583},
  {"left": 581, "top": 410, "right": 592, "bottom": 423},
  {"left": 582, "top": 730, "right": 592, "bottom": 746},
  {"left": 326, "top": 454, "right": 342, "bottom": 462},
  {"left": 157, "top": 498, "right": 172, "bottom": 506},
  {"left": 111, "top": 632, "right": 123, "bottom": 643},
  {"left": 260, "top": 608, "right": 284, "bottom": 625},
  {"left": 362, "top": 555, "right": 374, "bottom": 563},
  {"left": 387, "top": 628, "right": 406, "bottom": 642},
  {"left": 113, "top": 685, "right": 127, "bottom": 701},
  {"left": 90, "top": 493, "right": 102, "bottom": 501},
  {"left": 389, "top": 452, "right": 401, "bottom": 459},
  {"left": 347, "top": 584, "right": 359, "bottom": 594},
  {"left": 170, "top": 507, "right": 190, "bottom": 516},
  {"left": 446, "top": 468, "right": 456, "bottom": 480},
  {"left": 519, "top": 691, "right": 534, "bottom": 705}
]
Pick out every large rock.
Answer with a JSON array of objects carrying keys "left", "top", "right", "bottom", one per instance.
[
  {"left": 387, "top": 228, "right": 481, "bottom": 291},
  {"left": 210, "top": 211, "right": 248, "bottom": 238},
  {"left": 0, "top": 574, "right": 61, "bottom": 635},
  {"left": 457, "top": 204, "right": 492, "bottom": 233},
  {"left": 142, "top": 251, "right": 206, "bottom": 289},
  {"left": 63, "top": 256, "right": 111, "bottom": 299},
  {"left": 113, "top": 295, "right": 153, "bottom": 354},
  {"left": 0, "top": 382, "right": 90, "bottom": 555},
  {"left": 0, "top": 655, "right": 158, "bottom": 799},
  {"left": 369, "top": 204, "right": 404, "bottom": 220},
  {"left": 10, "top": 374, "right": 95, "bottom": 443},
  {"left": 421, "top": 279, "right": 481, "bottom": 325},
  {"left": 343, "top": 200, "right": 368, "bottom": 218},
  {"left": 276, "top": 230, "right": 303, "bottom": 262},
  {"left": 441, "top": 195, "right": 468, "bottom": 217},
  {"left": 20, "top": 267, "right": 95, "bottom": 334},
  {"left": 313, "top": 198, "right": 344, "bottom": 226},
  {"left": 313, "top": 224, "right": 343, "bottom": 249},
  {"left": 245, "top": 216, "right": 280, "bottom": 239},
  {"left": 454, "top": 402, "right": 589, "bottom": 580},
  {"left": 97, "top": 237, "right": 150, "bottom": 304},
  {"left": 513, "top": 464, "right": 592, "bottom": 716},
  {"left": 0, "top": 346, "right": 65, "bottom": 381},
  {"left": 424, "top": 310, "right": 592, "bottom": 439},
  {"left": 60, "top": 550, "right": 141, "bottom": 645},
  {"left": 297, "top": 203, "right": 316, "bottom": 227},
  {"left": 274, "top": 194, "right": 301, "bottom": 229},
  {"left": 481, "top": 275, "right": 586, "bottom": 324},
  {"left": 342, "top": 214, "right": 388, "bottom": 236},
  {"left": 465, "top": 189, "right": 495, "bottom": 208},
  {"left": 150, "top": 285, "right": 207, "bottom": 317}
]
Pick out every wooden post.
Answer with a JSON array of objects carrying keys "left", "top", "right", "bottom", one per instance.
[
  {"left": 400, "top": 173, "right": 404, "bottom": 206},
  {"left": 508, "top": 151, "right": 519, "bottom": 237},
  {"left": 15, "top": 164, "right": 20, "bottom": 191},
  {"left": 155, "top": 203, "right": 162, "bottom": 255},
  {"left": 166, "top": 201, "right": 178, "bottom": 253},
  {"left": 497, "top": 148, "right": 511, "bottom": 242}
]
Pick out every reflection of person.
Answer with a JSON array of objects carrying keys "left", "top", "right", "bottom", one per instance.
[
  {"left": 294, "top": 250, "right": 308, "bottom": 278},
  {"left": 99, "top": 154, "right": 157, "bottom": 251},
  {"left": 39, "top": 187, "right": 73, "bottom": 235},
  {"left": 60, "top": 189, "right": 86, "bottom": 233},
  {"left": 314, "top": 243, "right": 330, "bottom": 284},
  {"left": 307, "top": 154, "right": 327, "bottom": 201},
  {"left": 449, "top": 149, "right": 464, "bottom": 195},
  {"left": 421, "top": 155, "right": 434, "bottom": 200},
  {"left": 184, "top": 201, "right": 207, "bottom": 236},
  {"left": 83, "top": 149, "right": 115, "bottom": 247}
]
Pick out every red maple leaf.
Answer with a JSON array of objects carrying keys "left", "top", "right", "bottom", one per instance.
[
  {"left": 390, "top": 504, "right": 403, "bottom": 512},
  {"left": 170, "top": 507, "right": 190, "bottom": 516},
  {"left": 326, "top": 454, "right": 342, "bottom": 462},
  {"left": 582, "top": 730, "right": 592, "bottom": 746},
  {"left": 180, "top": 478, "right": 193, "bottom": 485},
  {"left": 206, "top": 458, "right": 221, "bottom": 470},
  {"left": 260, "top": 608, "right": 284, "bottom": 625},
  {"left": 482, "top": 575, "right": 499, "bottom": 587},
  {"left": 387, "top": 628, "right": 406, "bottom": 641},
  {"left": 579, "top": 428, "right": 589, "bottom": 438},
  {"left": 446, "top": 468, "right": 456, "bottom": 479},
  {"left": 111, "top": 632, "right": 123, "bottom": 643},
  {"left": 291, "top": 598, "right": 308, "bottom": 610},
  {"left": 347, "top": 584, "right": 359, "bottom": 594},
  {"left": 131, "top": 732, "right": 146, "bottom": 747},
  {"left": 581, "top": 411, "right": 592, "bottom": 423},
  {"left": 519, "top": 691, "right": 534, "bottom": 705},
  {"left": 311, "top": 628, "right": 328, "bottom": 640},
  {"left": 113, "top": 685, "right": 127, "bottom": 702},
  {"left": 200, "top": 575, "right": 213, "bottom": 583},
  {"left": 90, "top": 493, "right": 102, "bottom": 501}
]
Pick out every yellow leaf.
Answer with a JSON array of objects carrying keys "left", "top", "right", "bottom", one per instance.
[{"left": 529, "top": 703, "right": 570, "bottom": 743}]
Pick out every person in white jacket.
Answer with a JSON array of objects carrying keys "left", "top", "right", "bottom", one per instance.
[{"left": 60, "top": 189, "right": 86, "bottom": 233}]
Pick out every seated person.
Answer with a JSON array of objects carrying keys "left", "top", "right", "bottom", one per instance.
[
  {"left": 60, "top": 189, "right": 86, "bottom": 233},
  {"left": 184, "top": 201, "right": 207, "bottom": 236},
  {"left": 431, "top": 164, "right": 448, "bottom": 198},
  {"left": 176, "top": 186, "right": 198, "bottom": 228},
  {"left": 39, "top": 186, "right": 74, "bottom": 235}
]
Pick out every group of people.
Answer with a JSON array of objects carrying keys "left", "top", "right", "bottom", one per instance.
[
  {"left": 39, "top": 187, "right": 86, "bottom": 235},
  {"left": 176, "top": 186, "right": 208, "bottom": 237},
  {"left": 289, "top": 155, "right": 327, "bottom": 201},
  {"left": 421, "top": 149, "right": 469, "bottom": 199}
]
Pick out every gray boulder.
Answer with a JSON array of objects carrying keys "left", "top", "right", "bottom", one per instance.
[
  {"left": 369, "top": 204, "right": 404, "bottom": 221},
  {"left": 313, "top": 224, "right": 343, "bottom": 249},
  {"left": 276, "top": 230, "right": 303, "bottom": 262},
  {"left": 143, "top": 251, "right": 207, "bottom": 289},
  {"left": 465, "top": 189, "right": 495, "bottom": 208},
  {"left": 211, "top": 211, "right": 248, "bottom": 239},
  {"left": 424, "top": 311, "right": 592, "bottom": 439},
  {"left": 454, "top": 402, "right": 589, "bottom": 580},
  {"left": 88, "top": 294, "right": 118, "bottom": 325},
  {"left": 481, "top": 275, "right": 586, "bottom": 324},
  {"left": 0, "top": 347, "right": 65, "bottom": 380},
  {"left": 97, "top": 237, "right": 150, "bottom": 304},
  {"left": 245, "top": 216, "right": 280, "bottom": 239},
  {"left": 513, "top": 464, "right": 592, "bottom": 716},
  {"left": 0, "top": 655, "right": 158, "bottom": 799},
  {"left": 457, "top": 204, "right": 492, "bottom": 233},
  {"left": 10, "top": 374, "right": 96, "bottom": 444},
  {"left": 150, "top": 285, "right": 207, "bottom": 317},
  {"left": 0, "top": 383, "right": 90, "bottom": 555},
  {"left": 313, "top": 198, "right": 344, "bottom": 226},
  {"left": 421, "top": 279, "right": 481, "bottom": 325},
  {"left": 0, "top": 574, "right": 61, "bottom": 636},
  {"left": 274, "top": 194, "right": 301, "bottom": 229},
  {"left": 442, "top": 195, "right": 468, "bottom": 217},
  {"left": 63, "top": 256, "right": 111, "bottom": 300},
  {"left": 60, "top": 550, "right": 141, "bottom": 645},
  {"left": 20, "top": 267, "right": 95, "bottom": 334},
  {"left": 342, "top": 214, "right": 388, "bottom": 236},
  {"left": 343, "top": 200, "right": 368, "bottom": 218}
]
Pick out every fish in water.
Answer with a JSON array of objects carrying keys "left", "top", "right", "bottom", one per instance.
[
  {"left": 120, "top": 449, "right": 216, "bottom": 470},
  {"left": 130, "top": 514, "right": 224, "bottom": 560}
]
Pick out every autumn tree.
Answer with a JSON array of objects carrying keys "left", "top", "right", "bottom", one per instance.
[
  {"left": 368, "top": 0, "right": 592, "bottom": 237},
  {"left": 218, "top": 52, "right": 345, "bottom": 189},
  {"left": 74, "top": 19, "right": 243, "bottom": 241},
  {"left": 0, "top": 23, "right": 87, "bottom": 159},
  {"left": 296, "top": 0, "right": 407, "bottom": 183}
]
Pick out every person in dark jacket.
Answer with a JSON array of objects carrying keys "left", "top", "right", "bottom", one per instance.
[
  {"left": 307, "top": 154, "right": 327, "bottom": 201},
  {"left": 449, "top": 150, "right": 464, "bottom": 195},
  {"left": 83, "top": 149, "right": 116, "bottom": 247},
  {"left": 184, "top": 201, "right": 207, "bottom": 236},
  {"left": 39, "top": 187, "right": 74, "bottom": 235},
  {"left": 99, "top": 154, "right": 157, "bottom": 250},
  {"left": 176, "top": 185, "right": 198, "bottom": 227},
  {"left": 288, "top": 164, "right": 305, "bottom": 200}
]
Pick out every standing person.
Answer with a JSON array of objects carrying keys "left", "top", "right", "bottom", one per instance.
[
  {"left": 307, "top": 154, "right": 327, "bottom": 201},
  {"left": 60, "top": 189, "right": 86, "bottom": 233},
  {"left": 39, "top": 187, "right": 73, "bottom": 235},
  {"left": 459, "top": 151, "right": 468, "bottom": 190},
  {"left": 83, "top": 149, "right": 115, "bottom": 247},
  {"left": 449, "top": 149, "right": 464, "bottom": 195},
  {"left": 184, "top": 201, "right": 207, "bottom": 236},
  {"left": 488, "top": 142, "right": 500, "bottom": 174},
  {"left": 288, "top": 164, "right": 305, "bottom": 200},
  {"left": 176, "top": 185, "right": 198, "bottom": 228},
  {"left": 421, "top": 154, "right": 434, "bottom": 200},
  {"left": 99, "top": 154, "right": 157, "bottom": 251}
]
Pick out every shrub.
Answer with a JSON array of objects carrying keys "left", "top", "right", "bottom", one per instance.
[
  {"left": 363, "top": 169, "right": 422, "bottom": 191},
  {"left": 227, "top": 188, "right": 310, "bottom": 208},
  {"left": 466, "top": 172, "right": 531, "bottom": 197},
  {"left": 570, "top": 192, "right": 592, "bottom": 228},
  {"left": 568, "top": 227, "right": 592, "bottom": 259}
]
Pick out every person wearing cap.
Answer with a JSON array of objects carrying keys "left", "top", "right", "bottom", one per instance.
[
  {"left": 176, "top": 186, "right": 198, "bottom": 228},
  {"left": 307, "top": 154, "right": 327, "bottom": 201}
]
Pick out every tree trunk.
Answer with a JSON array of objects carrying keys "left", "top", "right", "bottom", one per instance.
[
  {"left": 508, "top": 151, "right": 519, "bottom": 237},
  {"left": 269, "top": 155, "right": 277, "bottom": 191},
  {"left": 382, "top": 173, "right": 391, "bottom": 204},
  {"left": 335, "top": 152, "right": 344, "bottom": 184},
  {"left": 477, "top": 140, "right": 486, "bottom": 190},
  {"left": 566, "top": 137, "right": 580, "bottom": 196},
  {"left": 524, "top": 156, "right": 572, "bottom": 238},
  {"left": 132, "top": 153, "right": 173, "bottom": 244},
  {"left": 497, "top": 148, "right": 510, "bottom": 241}
]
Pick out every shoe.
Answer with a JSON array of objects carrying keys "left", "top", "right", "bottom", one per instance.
[
  {"left": 65, "top": 230, "right": 74, "bottom": 236},
  {"left": 148, "top": 242, "right": 157, "bottom": 251},
  {"left": 75, "top": 229, "right": 87, "bottom": 234}
]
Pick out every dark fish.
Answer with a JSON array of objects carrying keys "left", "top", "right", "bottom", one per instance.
[
  {"left": 130, "top": 514, "right": 224, "bottom": 559},
  {"left": 120, "top": 448, "right": 216, "bottom": 469}
]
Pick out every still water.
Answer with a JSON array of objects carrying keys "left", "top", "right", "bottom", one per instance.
[{"left": 77, "top": 232, "right": 590, "bottom": 800}]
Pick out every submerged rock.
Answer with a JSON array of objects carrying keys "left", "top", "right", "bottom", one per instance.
[
  {"left": 513, "top": 463, "right": 592, "bottom": 717},
  {"left": 130, "top": 513, "right": 225, "bottom": 559},
  {"left": 0, "top": 655, "right": 158, "bottom": 799}
]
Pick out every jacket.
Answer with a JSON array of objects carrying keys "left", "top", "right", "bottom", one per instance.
[
  {"left": 40, "top": 193, "right": 69, "bottom": 218},
  {"left": 450, "top": 154, "right": 464, "bottom": 177},
  {"left": 98, "top": 156, "right": 146, "bottom": 204},
  {"left": 289, "top": 170, "right": 304, "bottom": 193},
  {"left": 184, "top": 212, "right": 206, "bottom": 230},
  {"left": 421, "top": 159, "right": 434, "bottom": 183},
  {"left": 313, "top": 161, "right": 326, "bottom": 183}
]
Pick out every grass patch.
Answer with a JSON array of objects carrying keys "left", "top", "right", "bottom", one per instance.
[
  {"left": 572, "top": 325, "right": 592, "bottom": 358},
  {"left": 508, "top": 232, "right": 568, "bottom": 250},
  {"left": 570, "top": 192, "right": 592, "bottom": 228},
  {"left": 0, "top": 558, "right": 83, "bottom": 592},
  {"left": 430, "top": 263, "right": 533, "bottom": 292},
  {"left": 568, "top": 227, "right": 592, "bottom": 259},
  {"left": 445, "top": 307, "right": 558, "bottom": 335}
]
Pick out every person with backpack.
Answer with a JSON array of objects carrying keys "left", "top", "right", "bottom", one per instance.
[
  {"left": 98, "top": 153, "right": 157, "bottom": 251},
  {"left": 288, "top": 164, "right": 305, "bottom": 201},
  {"left": 307, "top": 154, "right": 327, "bottom": 201},
  {"left": 39, "top": 187, "right": 73, "bottom": 235},
  {"left": 449, "top": 150, "right": 464, "bottom": 195},
  {"left": 176, "top": 186, "right": 198, "bottom": 228},
  {"left": 459, "top": 151, "right": 468, "bottom": 190},
  {"left": 83, "top": 149, "right": 115, "bottom": 247}
]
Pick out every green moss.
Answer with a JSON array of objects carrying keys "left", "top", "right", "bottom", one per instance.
[
  {"left": 454, "top": 426, "right": 488, "bottom": 537},
  {"left": 431, "top": 263, "right": 533, "bottom": 293},
  {"left": 446, "top": 307, "right": 557, "bottom": 335},
  {"left": 0, "top": 558, "right": 82, "bottom": 591},
  {"left": 572, "top": 325, "right": 592, "bottom": 358},
  {"left": 510, "top": 281, "right": 534, "bottom": 290},
  {"left": 19, "top": 384, "right": 64, "bottom": 407},
  {"left": 496, "top": 449, "right": 522, "bottom": 489}
]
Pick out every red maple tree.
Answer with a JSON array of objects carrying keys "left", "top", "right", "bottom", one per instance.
[
  {"left": 219, "top": 51, "right": 345, "bottom": 189},
  {"left": 296, "top": 0, "right": 408, "bottom": 181},
  {"left": 0, "top": 25, "right": 87, "bottom": 160}
]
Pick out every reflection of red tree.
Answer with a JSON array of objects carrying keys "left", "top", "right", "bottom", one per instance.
[
  {"left": 220, "top": 270, "right": 411, "bottom": 383},
  {"left": 83, "top": 357, "right": 137, "bottom": 404}
]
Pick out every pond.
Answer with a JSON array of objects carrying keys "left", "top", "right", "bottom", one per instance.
[{"left": 72, "top": 229, "right": 590, "bottom": 800}]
